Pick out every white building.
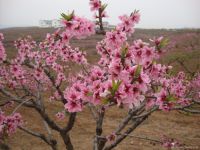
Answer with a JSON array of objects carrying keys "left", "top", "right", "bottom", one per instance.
[
  {"left": 102, "top": 21, "right": 109, "bottom": 28},
  {"left": 39, "top": 19, "right": 64, "bottom": 28},
  {"left": 108, "top": 25, "right": 115, "bottom": 29},
  {"left": 39, "top": 20, "right": 52, "bottom": 28},
  {"left": 52, "top": 19, "right": 63, "bottom": 28}
]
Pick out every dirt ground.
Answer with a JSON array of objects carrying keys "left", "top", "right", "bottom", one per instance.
[
  {"left": 0, "top": 27, "right": 200, "bottom": 150},
  {"left": 6, "top": 105, "right": 200, "bottom": 150}
]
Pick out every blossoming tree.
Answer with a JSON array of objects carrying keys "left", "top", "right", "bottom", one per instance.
[{"left": 0, "top": 0, "right": 200, "bottom": 150}]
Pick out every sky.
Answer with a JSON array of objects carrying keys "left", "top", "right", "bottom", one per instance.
[{"left": 0, "top": 0, "right": 200, "bottom": 29}]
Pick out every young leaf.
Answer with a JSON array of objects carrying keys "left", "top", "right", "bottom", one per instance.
[
  {"left": 101, "top": 4, "right": 108, "bottom": 11},
  {"left": 135, "top": 65, "right": 142, "bottom": 78},
  {"left": 167, "top": 95, "right": 177, "bottom": 102},
  {"left": 61, "top": 11, "right": 74, "bottom": 21}
]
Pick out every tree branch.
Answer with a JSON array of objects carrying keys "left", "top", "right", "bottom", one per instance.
[
  {"left": 104, "top": 116, "right": 148, "bottom": 150},
  {"left": 0, "top": 88, "right": 35, "bottom": 108},
  {"left": 94, "top": 107, "right": 106, "bottom": 150},
  {"left": 116, "top": 133, "right": 162, "bottom": 144},
  {"left": 63, "top": 113, "right": 77, "bottom": 132},
  {"left": 35, "top": 106, "right": 62, "bottom": 132},
  {"left": 19, "top": 126, "right": 57, "bottom": 150},
  {"left": 115, "top": 103, "right": 145, "bottom": 134}
]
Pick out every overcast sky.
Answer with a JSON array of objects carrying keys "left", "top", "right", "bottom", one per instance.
[{"left": 0, "top": 0, "right": 200, "bottom": 29}]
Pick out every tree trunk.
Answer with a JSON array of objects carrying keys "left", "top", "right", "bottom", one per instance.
[{"left": 60, "top": 133, "right": 74, "bottom": 150}]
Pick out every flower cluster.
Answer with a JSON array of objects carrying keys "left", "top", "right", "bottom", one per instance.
[
  {"left": 89, "top": 0, "right": 101, "bottom": 11},
  {"left": 150, "top": 72, "right": 191, "bottom": 111},
  {"left": 161, "top": 135, "right": 182, "bottom": 149},
  {"left": 63, "top": 11, "right": 194, "bottom": 113},
  {"left": 0, "top": 111, "right": 22, "bottom": 139},
  {"left": 89, "top": 0, "right": 108, "bottom": 25},
  {"left": 0, "top": 2, "right": 199, "bottom": 149},
  {"left": 0, "top": 33, "right": 6, "bottom": 63},
  {"left": 55, "top": 112, "right": 65, "bottom": 120},
  {"left": 61, "top": 12, "right": 95, "bottom": 39},
  {"left": 191, "top": 73, "right": 200, "bottom": 100},
  {"left": 0, "top": 4, "right": 197, "bottom": 119},
  {"left": 0, "top": 12, "right": 94, "bottom": 97},
  {"left": 117, "top": 10, "right": 140, "bottom": 35}
]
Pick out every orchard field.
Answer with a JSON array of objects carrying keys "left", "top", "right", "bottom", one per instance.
[{"left": 0, "top": 27, "right": 200, "bottom": 150}]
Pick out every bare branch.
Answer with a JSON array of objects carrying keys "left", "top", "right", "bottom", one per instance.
[
  {"left": 63, "top": 113, "right": 77, "bottom": 132},
  {"left": 103, "top": 105, "right": 157, "bottom": 150},
  {"left": 12, "top": 98, "right": 34, "bottom": 114},
  {"left": 43, "top": 120, "right": 53, "bottom": 138},
  {"left": 131, "top": 106, "right": 158, "bottom": 120},
  {"left": 88, "top": 103, "right": 98, "bottom": 121},
  {"left": 115, "top": 103, "right": 145, "bottom": 134},
  {"left": 177, "top": 59, "right": 195, "bottom": 76},
  {"left": 104, "top": 116, "right": 148, "bottom": 150},
  {"left": 94, "top": 107, "right": 106, "bottom": 150},
  {"left": 19, "top": 126, "right": 46, "bottom": 140},
  {"left": 97, "top": 2, "right": 105, "bottom": 34},
  {"left": 43, "top": 69, "right": 66, "bottom": 104},
  {"left": 19, "top": 126, "right": 57, "bottom": 150},
  {"left": 60, "top": 133, "right": 74, "bottom": 150},
  {"left": 0, "top": 88, "right": 35, "bottom": 108},
  {"left": 0, "top": 101, "right": 10, "bottom": 107},
  {"left": 193, "top": 100, "right": 200, "bottom": 105},
  {"left": 173, "top": 103, "right": 200, "bottom": 114},
  {"left": 116, "top": 133, "right": 162, "bottom": 144},
  {"left": 181, "top": 108, "right": 200, "bottom": 114},
  {"left": 35, "top": 106, "right": 62, "bottom": 132}
]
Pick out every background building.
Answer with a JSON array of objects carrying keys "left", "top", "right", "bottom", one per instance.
[
  {"left": 52, "top": 19, "right": 63, "bottom": 28},
  {"left": 39, "top": 20, "right": 52, "bottom": 28},
  {"left": 39, "top": 19, "right": 63, "bottom": 28}
]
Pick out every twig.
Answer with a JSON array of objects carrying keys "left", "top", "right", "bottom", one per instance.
[
  {"left": 115, "top": 103, "right": 145, "bottom": 134},
  {"left": 19, "top": 126, "right": 57, "bottom": 150},
  {"left": 88, "top": 103, "right": 98, "bottom": 121},
  {"left": 12, "top": 98, "right": 33, "bottom": 114},
  {"left": 104, "top": 115, "right": 149, "bottom": 150},
  {"left": 131, "top": 106, "right": 158, "bottom": 120},
  {"left": 116, "top": 133, "right": 162, "bottom": 144},
  {"left": 0, "top": 88, "right": 34, "bottom": 108}
]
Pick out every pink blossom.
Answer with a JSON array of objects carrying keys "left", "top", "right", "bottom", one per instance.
[
  {"left": 130, "top": 11, "right": 140, "bottom": 24},
  {"left": 161, "top": 135, "right": 181, "bottom": 149},
  {"left": 89, "top": 0, "right": 101, "bottom": 11},
  {"left": 64, "top": 100, "right": 82, "bottom": 112},
  {"left": 105, "top": 31, "right": 127, "bottom": 49},
  {"left": 0, "top": 112, "right": 22, "bottom": 138},
  {"left": 10, "top": 64, "right": 25, "bottom": 80},
  {"left": 0, "top": 35, "right": 6, "bottom": 63},
  {"left": 55, "top": 112, "right": 65, "bottom": 120},
  {"left": 55, "top": 73, "right": 66, "bottom": 86},
  {"left": 0, "top": 33, "right": 4, "bottom": 41},
  {"left": 0, "top": 7, "right": 195, "bottom": 116}
]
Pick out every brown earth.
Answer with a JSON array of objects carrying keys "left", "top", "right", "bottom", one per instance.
[{"left": 0, "top": 27, "right": 200, "bottom": 150}]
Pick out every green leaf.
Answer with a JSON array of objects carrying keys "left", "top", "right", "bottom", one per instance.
[
  {"left": 131, "top": 10, "right": 139, "bottom": 17},
  {"left": 111, "top": 80, "right": 122, "bottom": 96},
  {"left": 167, "top": 95, "right": 177, "bottom": 102},
  {"left": 61, "top": 11, "right": 74, "bottom": 21},
  {"left": 121, "top": 45, "right": 128, "bottom": 58},
  {"left": 102, "top": 98, "right": 109, "bottom": 104},
  {"left": 101, "top": 4, "right": 108, "bottom": 11},
  {"left": 86, "top": 92, "right": 93, "bottom": 96},
  {"left": 158, "top": 38, "right": 169, "bottom": 50},
  {"left": 135, "top": 65, "right": 142, "bottom": 78},
  {"left": 121, "top": 45, "right": 129, "bottom": 65}
]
